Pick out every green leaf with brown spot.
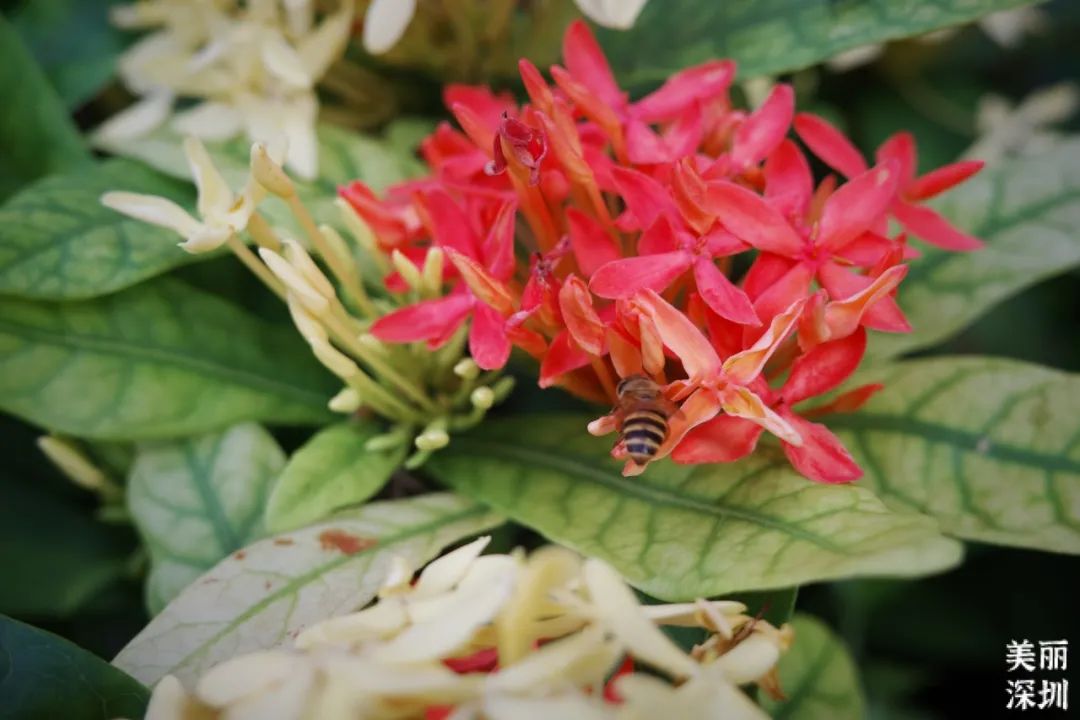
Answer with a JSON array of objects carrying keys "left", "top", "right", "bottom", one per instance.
[
  {"left": 828, "top": 356, "right": 1080, "bottom": 554},
  {"left": 871, "top": 138, "right": 1080, "bottom": 362},
  {"left": 113, "top": 493, "right": 502, "bottom": 687},
  {"left": 129, "top": 424, "right": 287, "bottom": 614},
  {"left": 265, "top": 420, "right": 407, "bottom": 533},
  {"left": 426, "top": 415, "right": 962, "bottom": 600},
  {"left": 761, "top": 614, "right": 865, "bottom": 720},
  {"left": 0, "top": 279, "right": 334, "bottom": 439},
  {"left": 0, "top": 159, "right": 202, "bottom": 300}
]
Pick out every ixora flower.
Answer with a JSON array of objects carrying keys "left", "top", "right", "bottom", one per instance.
[
  {"left": 97, "top": 0, "right": 354, "bottom": 179},
  {"left": 344, "top": 21, "right": 984, "bottom": 482},
  {"left": 132, "top": 541, "right": 793, "bottom": 720}
]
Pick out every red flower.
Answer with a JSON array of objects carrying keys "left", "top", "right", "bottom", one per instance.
[{"left": 343, "top": 19, "right": 984, "bottom": 484}]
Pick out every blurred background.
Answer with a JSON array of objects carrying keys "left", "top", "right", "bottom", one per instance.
[{"left": 1, "top": 1, "right": 1078, "bottom": 717}]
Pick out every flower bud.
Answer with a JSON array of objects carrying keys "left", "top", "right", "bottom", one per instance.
[
  {"left": 470, "top": 386, "right": 495, "bottom": 410},
  {"left": 310, "top": 338, "right": 359, "bottom": 379},
  {"left": 421, "top": 247, "right": 445, "bottom": 296},
  {"left": 453, "top": 358, "right": 480, "bottom": 380},
  {"left": 282, "top": 238, "right": 335, "bottom": 300},
  {"left": 259, "top": 248, "right": 330, "bottom": 316},
  {"left": 334, "top": 198, "right": 380, "bottom": 256},
  {"left": 250, "top": 142, "right": 295, "bottom": 197},
  {"left": 286, "top": 293, "right": 329, "bottom": 344},
  {"left": 328, "top": 387, "right": 362, "bottom": 413},
  {"left": 37, "top": 436, "right": 108, "bottom": 493},
  {"left": 391, "top": 249, "right": 423, "bottom": 291}
]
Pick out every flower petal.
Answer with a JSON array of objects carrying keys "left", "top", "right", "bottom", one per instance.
[
  {"left": 469, "top": 302, "right": 512, "bottom": 370},
  {"left": 874, "top": 131, "right": 917, "bottom": 188},
  {"left": 723, "top": 297, "right": 805, "bottom": 384},
  {"left": 559, "top": 275, "right": 607, "bottom": 355},
  {"left": 572, "top": 0, "right": 650, "bottom": 30},
  {"left": 607, "top": 327, "right": 644, "bottom": 378},
  {"left": 704, "top": 181, "right": 803, "bottom": 256},
  {"left": 362, "top": 0, "right": 417, "bottom": 54},
  {"left": 750, "top": 261, "right": 814, "bottom": 325},
  {"left": 793, "top": 112, "right": 868, "bottom": 178},
  {"left": 444, "top": 247, "right": 516, "bottom": 315},
  {"left": 906, "top": 160, "right": 984, "bottom": 201},
  {"left": 632, "top": 289, "right": 721, "bottom": 379},
  {"left": 590, "top": 251, "right": 692, "bottom": 299},
  {"left": 672, "top": 415, "right": 764, "bottom": 464},
  {"left": 611, "top": 166, "right": 677, "bottom": 230},
  {"left": 183, "top": 136, "right": 233, "bottom": 220},
  {"left": 562, "top": 19, "right": 625, "bottom": 109},
  {"left": 100, "top": 191, "right": 203, "bottom": 238},
  {"left": 720, "top": 385, "right": 802, "bottom": 446},
  {"left": 764, "top": 139, "right": 813, "bottom": 219},
  {"left": 482, "top": 201, "right": 518, "bottom": 280},
  {"left": 818, "top": 161, "right": 899, "bottom": 254},
  {"left": 632, "top": 60, "right": 735, "bottom": 123},
  {"left": 778, "top": 408, "right": 862, "bottom": 483},
  {"left": 371, "top": 294, "right": 473, "bottom": 344},
  {"left": 568, "top": 208, "right": 621, "bottom": 278},
  {"left": 419, "top": 189, "right": 482, "bottom": 260},
  {"left": 730, "top": 84, "right": 794, "bottom": 171},
  {"left": 891, "top": 200, "right": 985, "bottom": 251},
  {"left": 692, "top": 256, "right": 760, "bottom": 326},
  {"left": 822, "top": 264, "right": 908, "bottom": 338},
  {"left": 582, "top": 559, "right": 699, "bottom": 679},
  {"left": 539, "top": 330, "right": 592, "bottom": 387},
  {"left": 782, "top": 327, "right": 866, "bottom": 406}
]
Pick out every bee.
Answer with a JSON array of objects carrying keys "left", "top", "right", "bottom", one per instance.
[{"left": 614, "top": 375, "right": 676, "bottom": 466}]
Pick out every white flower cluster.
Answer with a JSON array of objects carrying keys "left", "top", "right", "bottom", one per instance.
[
  {"left": 136, "top": 539, "right": 792, "bottom": 720},
  {"left": 96, "top": 0, "right": 353, "bottom": 179}
]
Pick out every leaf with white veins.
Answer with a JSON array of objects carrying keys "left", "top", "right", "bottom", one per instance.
[
  {"left": 129, "top": 424, "right": 286, "bottom": 613},
  {"left": 113, "top": 493, "right": 502, "bottom": 687}
]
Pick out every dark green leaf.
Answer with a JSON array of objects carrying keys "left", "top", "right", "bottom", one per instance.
[
  {"left": 0, "top": 615, "right": 148, "bottom": 720},
  {"left": 265, "top": 419, "right": 407, "bottom": 533},
  {"left": 0, "top": 14, "right": 90, "bottom": 201},
  {"left": 0, "top": 279, "right": 335, "bottom": 439},
  {"left": 597, "top": 0, "right": 1036, "bottom": 86},
  {"left": 0, "top": 419, "right": 131, "bottom": 618},
  {"left": 760, "top": 614, "right": 865, "bottom": 720},
  {"left": 872, "top": 137, "right": 1080, "bottom": 362},
  {"left": 0, "top": 159, "right": 203, "bottom": 301},
  {"left": 129, "top": 424, "right": 286, "bottom": 613},
  {"left": 10, "top": 0, "right": 127, "bottom": 109},
  {"left": 426, "top": 415, "right": 962, "bottom": 600},
  {"left": 830, "top": 356, "right": 1080, "bottom": 554}
]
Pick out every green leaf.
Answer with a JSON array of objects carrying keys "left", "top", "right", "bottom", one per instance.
[
  {"left": 827, "top": 356, "right": 1080, "bottom": 554},
  {"left": 597, "top": 0, "right": 1035, "bottom": 86},
  {"left": 0, "top": 615, "right": 149, "bottom": 720},
  {"left": 0, "top": 279, "right": 335, "bottom": 439},
  {"left": 426, "top": 415, "right": 962, "bottom": 600},
  {"left": 0, "top": 159, "right": 203, "bottom": 301},
  {"left": 0, "top": 418, "right": 132, "bottom": 618},
  {"left": 871, "top": 138, "right": 1080, "bottom": 362},
  {"left": 265, "top": 420, "right": 407, "bottom": 533},
  {"left": 10, "top": 0, "right": 128, "bottom": 109},
  {"left": 760, "top": 614, "right": 866, "bottom": 720},
  {"left": 113, "top": 493, "right": 502, "bottom": 687},
  {"left": 0, "top": 14, "right": 90, "bottom": 201},
  {"left": 129, "top": 424, "right": 287, "bottom": 614}
]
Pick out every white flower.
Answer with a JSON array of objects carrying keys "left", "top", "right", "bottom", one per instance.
[
  {"left": 572, "top": 0, "right": 650, "bottom": 30},
  {"left": 967, "top": 82, "right": 1080, "bottom": 162},
  {"left": 100, "top": 0, "right": 353, "bottom": 179},
  {"left": 134, "top": 543, "right": 793, "bottom": 720},
  {"left": 101, "top": 137, "right": 264, "bottom": 253},
  {"left": 362, "top": 0, "right": 418, "bottom": 54}
]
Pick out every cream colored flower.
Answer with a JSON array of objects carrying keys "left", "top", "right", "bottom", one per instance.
[
  {"left": 102, "top": 137, "right": 264, "bottom": 253},
  {"left": 967, "top": 83, "right": 1080, "bottom": 162},
  {"left": 135, "top": 543, "right": 793, "bottom": 720},
  {"left": 572, "top": 0, "right": 650, "bottom": 30},
  {"left": 100, "top": 0, "right": 352, "bottom": 179}
]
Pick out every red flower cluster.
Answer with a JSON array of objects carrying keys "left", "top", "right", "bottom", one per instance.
[{"left": 343, "top": 21, "right": 983, "bottom": 483}]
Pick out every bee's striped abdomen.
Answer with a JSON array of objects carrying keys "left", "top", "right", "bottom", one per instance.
[{"left": 622, "top": 409, "right": 669, "bottom": 464}]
